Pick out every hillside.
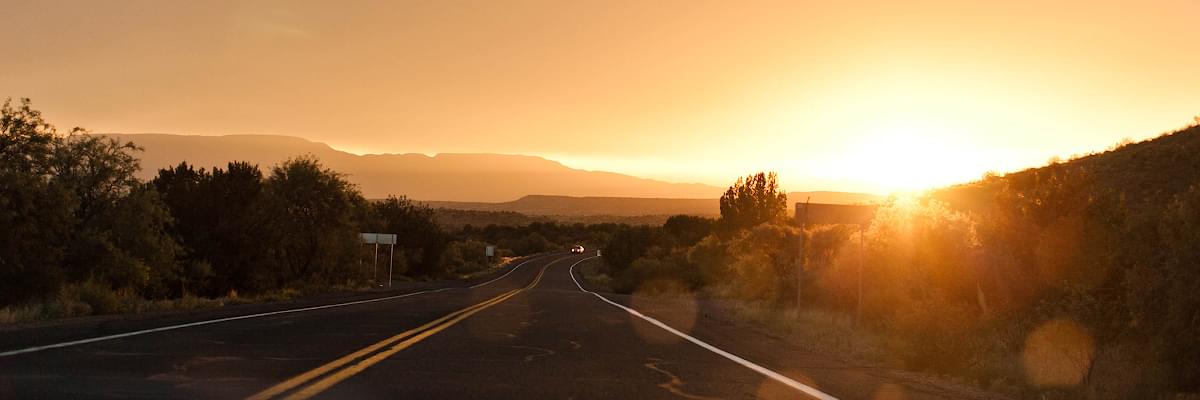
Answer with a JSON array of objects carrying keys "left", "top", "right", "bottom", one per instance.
[
  {"left": 101, "top": 133, "right": 723, "bottom": 202},
  {"left": 934, "top": 123, "right": 1200, "bottom": 213}
]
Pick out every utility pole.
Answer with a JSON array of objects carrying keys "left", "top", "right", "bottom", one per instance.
[
  {"left": 856, "top": 225, "right": 865, "bottom": 326},
  {"left": 796, "top": 197, "right": 810, "bottom": 312},
  {"left": 373, "top": 242, "right": 379, "bottom": 285},
  {"left": 387, "top": 242, "right": 394, "bottom": 288}
]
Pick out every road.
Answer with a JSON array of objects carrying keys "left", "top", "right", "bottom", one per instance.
[{"left": 0, "top": 252, "right": 1001, "bottom": 399}]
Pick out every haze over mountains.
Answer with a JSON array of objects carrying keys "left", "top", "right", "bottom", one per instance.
[
  {"left": 104, "top": 134, "right": 725, "bottom": 202},
  {"left": 422, "top": 192, "right": 882, "bottom": 217},
  {"left": 102, "top": 133, "right": 881, "bottom": 211}
]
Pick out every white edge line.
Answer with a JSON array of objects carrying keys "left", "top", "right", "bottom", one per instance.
[
  {"left": 0, "top": 287, "right": 452, "bottom": 357},
  {"left": 568, "top": 254, "right": 839, "bottom": 400},
  {"left": 1, "top": 253, "right": 555, "bottom": 358}
]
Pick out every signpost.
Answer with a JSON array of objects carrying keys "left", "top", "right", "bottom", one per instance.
[
  {"left": 360, "top": 233, "right": 399, "bottom": 287},
  {"left": 485, "top": 245, "right": 495, "bottom": 265},
  {"left": 794, "top": 201, "right": 877, "bottom": 325}
]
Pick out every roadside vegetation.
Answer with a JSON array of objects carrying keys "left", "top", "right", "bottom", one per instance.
[
  {"left": 598, "top": 123, "right": 1200, "bottom": 399},
  {"left": 0, "top": 98, "right": 612, "bottom": 324}
]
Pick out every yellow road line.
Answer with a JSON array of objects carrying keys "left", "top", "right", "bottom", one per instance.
[
  {"left": 248, "top": 254, "right": 567, "bottom": 400},
  {"left": 245, "top": 289, "right": 518, "bottom": 400},
  {"left": 282, "top": 289, "right": 525, "bottom": 400}
]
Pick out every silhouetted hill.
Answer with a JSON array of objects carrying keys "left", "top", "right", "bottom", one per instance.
[
  {"left": 101, "top": 134, "right": 723, "bottom": 202},
  {"left": 934, "top": 123, "right": 1200, "bottom": 212}
]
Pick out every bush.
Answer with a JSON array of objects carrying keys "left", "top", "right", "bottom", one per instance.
[
  {"left": 61, "top": 281, "right": 125, "bottom": 315},
  {"left": 441, "top": 239, "right": 492, "bottom": 275}
]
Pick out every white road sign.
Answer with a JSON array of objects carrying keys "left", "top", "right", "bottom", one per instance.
[{"left": 360, "top": 233, "right": 397, "bottom": 245}]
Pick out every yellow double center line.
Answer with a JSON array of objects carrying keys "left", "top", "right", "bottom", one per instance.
[{"left": 247, "top": 256, "right": 564, "bottom": 400}]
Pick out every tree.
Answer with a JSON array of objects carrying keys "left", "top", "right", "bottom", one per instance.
[
  {"left": 100, "top": 184, "right": 181, "bottom": 298},
  {"left": 1, "top": 98, "right": 180, "bottom": 304},
  {"left": 151, "top": 162, "right": 211, "bottom": 295},
  {"left": 0, "top": 98, "right": 74, "bottom": 304},
  {"left": 208, "top": 162, "right": 274, "bottom": 292},
  {"left": 151, "top": 161, "right": 276, "bottom": 295},
  {"left": 370, "top": 196, "right": 446, "bottom": 278},
  {"left": 264, "top": 156, "right": 363, "bottom": 286},
  {"left": 718, "top": 172, "right": 787, "bottom": 232}
]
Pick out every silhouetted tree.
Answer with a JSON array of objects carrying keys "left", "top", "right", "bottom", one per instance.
[
  {"left": 152, "top": 161, "right": 278, "bottom": 295},
  {"left": 718, "top": 172, "right": 787, "bottom": 232},
  {"left": 0, "top": 98, "right": 75, "bottom": 304},
  {"left": 663, "top": 215, "right": 713, "bottom": 246},
  {"left": 603, "top": 225, "right": 660, "bottom": 273}
]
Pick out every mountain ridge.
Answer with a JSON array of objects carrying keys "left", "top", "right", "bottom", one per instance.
[
  {"left": 101, "top": 133, "right": 723, "bottom": 202},
  {"left": 101, "top": 133, "right": 883, "bottom": 209}
]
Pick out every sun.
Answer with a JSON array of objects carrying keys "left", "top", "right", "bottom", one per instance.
[{"left": 842, "top": 122, "right": 984, "bottom": 193}]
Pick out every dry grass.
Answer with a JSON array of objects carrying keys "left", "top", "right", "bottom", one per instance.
[
  {"left": 0, "top": 284, "right": 338, "bottom": 326},
  {"left": 576, "top": 259, "right": 612, "bottom": 290},
  {"left": 723, "top": 300, "right": 888, "bottom": 364},
  {"left": 0, "top": 304, "right": 44, "bottom": 325},
  {"left": 453, "top": 256, "right": 520, "bottom": 281}
]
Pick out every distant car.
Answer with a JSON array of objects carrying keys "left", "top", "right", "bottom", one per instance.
[{"left": 570, "top": 245, "right": 585, "bottom": 254}]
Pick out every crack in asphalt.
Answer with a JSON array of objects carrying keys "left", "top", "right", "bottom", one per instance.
[
  {"left": 508, "top": 345, "right": 555, "bottom": 362},
  {"left": 643, "top": 357, "right": 721, "bottom": 400}
]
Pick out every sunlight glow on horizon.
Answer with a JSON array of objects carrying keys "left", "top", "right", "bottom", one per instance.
[{"left": 4, "top": 1, "right": 1198, "bottom": 196}]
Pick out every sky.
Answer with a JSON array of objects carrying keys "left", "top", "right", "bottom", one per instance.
[{"left": 3, "top": 0, "right": 1198, "bottom": 194}]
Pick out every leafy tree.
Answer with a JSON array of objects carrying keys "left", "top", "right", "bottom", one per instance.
[
  {"left": 718, "top": 172, "right": 787, "bottom": 232},
  {"left": 150, "top": 162, "right": 211, "bottom": 293},
  {"left": 264, "top": 156, "right": 363, "bottom": 286},
  {"left": 0, "top": 98, "right": 74, "bottom": 304},
  {"left": 100, "top": 184, "right": 181, "bottom": 297},
  {"left": 1, "top": 98, "right": 180, "bottom": 304},
  {"left": 209, "top": 161, "right": 276, "bottom": 291},
  {"left": 151, "top": 161, "right": 275, "bottom": 295},
  {"left": 370, "top": 195, "right": 446, "bottom": 278}
]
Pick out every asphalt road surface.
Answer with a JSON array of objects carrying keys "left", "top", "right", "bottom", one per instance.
[{"left": 0, "top": 252, "right": 1003, "bottom": 400}]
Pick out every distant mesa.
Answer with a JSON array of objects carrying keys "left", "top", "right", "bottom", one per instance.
[
  {"left": 100, "top": 133, "right": 882, "bottom": 214},
  {"left": 423, "top": 191, "right": 882, "bottom": 217}
]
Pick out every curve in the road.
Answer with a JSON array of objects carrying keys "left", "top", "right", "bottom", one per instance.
[{"left": 250, "top": 254, "right": 575, "bottom": 400}]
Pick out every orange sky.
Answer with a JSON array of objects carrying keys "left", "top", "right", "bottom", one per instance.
[{"left": 3, "top": 0, "right": 1198, "bottom": 194}]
